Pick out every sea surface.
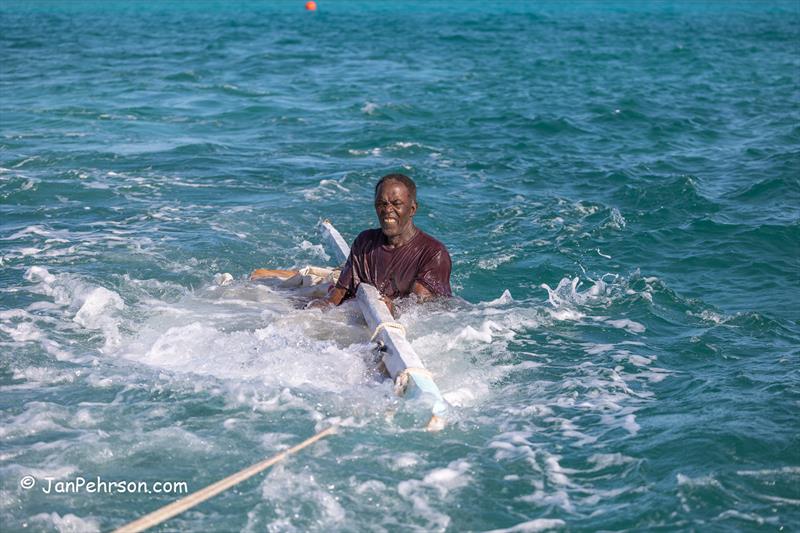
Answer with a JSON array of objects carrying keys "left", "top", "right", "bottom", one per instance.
[{"left": 1, "top": 1, "right": 798, "bottom": 531}]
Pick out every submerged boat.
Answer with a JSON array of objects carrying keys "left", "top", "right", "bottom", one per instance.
[{"left": 319, "top": 220, "right": 449, "bottom": 431}]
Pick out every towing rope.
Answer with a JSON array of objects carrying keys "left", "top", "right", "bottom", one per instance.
[{"left": 113, "top": 426, "right": 337, "bottom": 533}]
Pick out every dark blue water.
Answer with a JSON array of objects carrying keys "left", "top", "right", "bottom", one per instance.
[{"left": 1, "top": 1, "right": 798, "bottom": 531}]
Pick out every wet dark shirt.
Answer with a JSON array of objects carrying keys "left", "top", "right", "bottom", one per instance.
[{"left": 336, "top": 228, "right": 452, "bottom": 300}]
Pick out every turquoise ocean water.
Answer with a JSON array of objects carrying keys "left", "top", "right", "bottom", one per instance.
[{"left": 1, "top": 1, "right": 798, "bottom": 531}]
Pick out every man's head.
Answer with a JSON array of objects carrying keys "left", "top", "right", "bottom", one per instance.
[{"left": 374, "top": 173, "right": 417, "bottom": 239}]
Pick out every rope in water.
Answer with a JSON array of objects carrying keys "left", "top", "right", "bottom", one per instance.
[
  {"left": 112, "top": 425, "right": 338, "bottom": 533},
  {"left": 370, "top": 321, "right": 406, "bottom": 342}
]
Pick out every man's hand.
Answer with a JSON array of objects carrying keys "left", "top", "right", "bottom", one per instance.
[
  {"left": 306, "top": 286, "right": 347, "bottom": 310},
  {"left": 411, "top": 281, "right": 435, "bottom": 302},
  {"left": 380, "top": 295, "right": 396, "bottom": 316}
]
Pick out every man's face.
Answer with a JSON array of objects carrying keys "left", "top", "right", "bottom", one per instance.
[{"left": 374, "top": 180, "right": 417, "bottom": 238}]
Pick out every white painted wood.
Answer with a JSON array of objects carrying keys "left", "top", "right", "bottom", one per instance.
[
  {"left": 357, "top": 283, "right": 427, "bottom": 374},
  {"left": 319, "top": 220, "right": 350, "bottom": 264}
]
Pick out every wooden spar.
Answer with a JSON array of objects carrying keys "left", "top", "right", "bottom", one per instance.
[
  {"left": 319, "top": 220, "right": 448, "bottom": 430},
  {"left": 320, "top": 219, "right": 350, "bottom": 265}
]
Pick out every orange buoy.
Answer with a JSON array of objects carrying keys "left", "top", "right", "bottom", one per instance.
[{"left": 305, "top": 1, "right": 317, "bottom": 10}]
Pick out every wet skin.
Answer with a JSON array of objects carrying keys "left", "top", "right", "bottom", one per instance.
[{"left": 374, "top": 180, "right": 417, "bottom": 248}]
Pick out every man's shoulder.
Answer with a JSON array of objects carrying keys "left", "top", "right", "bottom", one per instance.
[
  {"left": 415, "top": 229, "right": 450, "bottom": 255},
  {"left": 352, "top": 228, "right": 383, "bottom": 251},
  {"left": 356, "top": 228, "right": 383, "bottom": 240}
]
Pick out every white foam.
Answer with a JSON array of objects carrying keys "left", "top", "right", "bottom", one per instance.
[
  {"left": 573, "top": 201, "right": 600, "bottom": 216},
  {"left": 3, "top": 225, "right": 63, "bottom": 241},
  {"left": 486, "top": 518, "right": 567, "bottom": 532},
  {"left": 298, "top": 240, "right": 331, "bottom": 261},
  {"left": 214, "top": 272, "right": 234, "bottom": 286},
  {"left": 347, "top": 147, "right": 382, "bottom": 156},
  {"left": 687, "top": 309, "right": 729, "bottom": 325},
  {"left": 677, "top": 473, "right": 721, "bottom": 487},
  {"left": 133, "top": 426, "right": 215, "bottom": 454},
  {"left": 2, "top": 464, "right": 78, "bottom": 485},
  {"left": 10, "top": 367, "right": 78, "bottom": 387},
  {"left": 24, "top": 265, "right": 56, "bottom": 284},
  {"left": 543, "top": 454, "right": 570, "bottom": 485},
  {"left": 604, "top": 207, "right": 627, "bottom": 229},
  {"left": 112, "top": 287, "right": 378, "bottom": 417},
  {"left": 361, "top": 102, "right": 379, "bottom": 114},
  {"left": 736, "top": 466, "right": 800, "bottom": 477},
  {"left": 209, "top": 222, "right": 248, "bottom": 240},
  {"left": 517, "top": 489, "right": 573, "bottom": 513},
  {"left": 390, "top": 452, "right": 421, "bottom": 470},
  {"left": 395, "top": 460, "right": 472, "bottom": 529},
  {"left": 20, "top": 267, "right": 127, "bottom": 354},
  {"left": 73, "top": 287, "right": 124, "bottom": 327},
  {"left": 0, "top": 321, "right": 42, "bottom": 342},
  {"left": 605, "top": 319, "right": 646, "bottom": 334},
  {"left": 30, "top": 512, "right": 100, "bottom": 533},
  {"left": 478, "top": 253, "right": 515, "bottom": 270},
  {"left": 627, "top": 354, "right": 652, "bottom": 366},
  {"left": 253, "top": 468, "right": 345, "bottom": 530},
  {"left": 715, "top": 509, "right": 778, "bottom": 526},
  {"left": 70, "top": 409, "right": 99, "bottom": 428},
  {"left": 757, "top": 495, "right": 800, "bottom": 505},
  {"left": 447, "top": 321, "right": 498, "bottom": 347},
  {"left": 552, "top": 417, "right": 598, "bottom": 447},
  {"left": 540, "top": 275, "right": 656, "bottom": 329},
  {"left": 587, "top": 453, "right": 636, "bottom": 470},
  {"left": 12, "top": 156, "right": 39, "bottom": 168},
  {"left": 549, "top": 308, "right": 585, "bottom": 322},
  {"left": 0, "top": 402, "right": 70, "bottom": 439},
  {"left": 622, "top": 414, "right": 640, "bottom": 436},
  {"left": 488, "top": 430, "right": 535, "bottom": 461},
  {"left": 541, "top": 277, "right": 594, "bottom": 307},
  {"left": 441, "top": 387, "right": 479, "bottom": 407},
  {"left": 301, "top": 178, "right": 350, "bottom": 201},
  {"left": 421, "top": 460, "right": 472, "bottom": 493},
  {"left": 584, "top": 343, "right": 614, "bottom": 355},
  {"left": 482, "top": 289, "right": 514, "bottom": 307}
]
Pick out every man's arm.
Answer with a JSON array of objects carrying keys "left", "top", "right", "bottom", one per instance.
[
  {"left": 307, "top": 286, "right": 347, "bottom": 309},
  {"left": 307, "top": 232, "right": 360, "bottom": 309},
  {"left": 413, "top": 246, "right": 452, "bottom": 299},
  {"left": 375, "top": 283, "right": 432, "bottom": 316},
  {"left": 411, "top": 281, "right": 435, "bottom": 301}
]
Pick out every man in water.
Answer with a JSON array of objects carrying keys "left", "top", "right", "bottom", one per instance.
[{"left": 250, "top": 173, "right": 452, "bottom": 309}]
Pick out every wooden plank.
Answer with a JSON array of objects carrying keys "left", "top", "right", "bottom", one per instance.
[
  {"left": 320, "top": 219, "right": 350, "bottom": 264},
  {"left": 319, "top": 220, "right": 448, "bottom": 430}
]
